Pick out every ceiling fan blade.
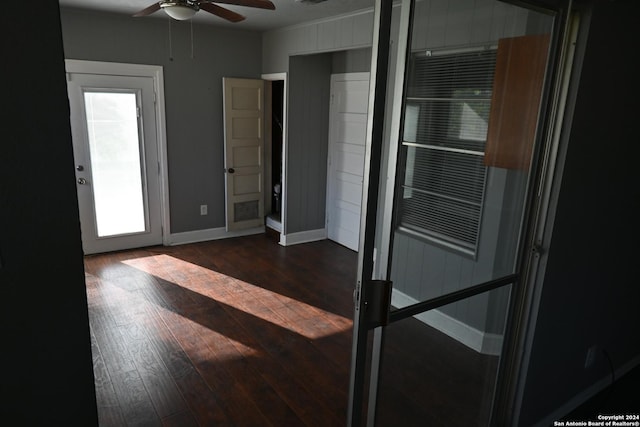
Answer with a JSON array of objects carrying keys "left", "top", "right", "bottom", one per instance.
[
  {"left": 205, "top": 0, "right": 276, "bottom": 10},
  {"left": 199, "top": 3, "right": 246, "bottom": 22},
  {"left": 133, "top": 2, "right": 161, "bottom": 17}
]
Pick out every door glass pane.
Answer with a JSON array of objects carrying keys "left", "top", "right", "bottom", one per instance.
[
  {"left": 377, "top": 0, "right": 555, "bottom": 425},
  {"left": 84, "top": 91, "right": 146, "bottom": 237},
  {"left": 391, "top": 1, "right": 553, "bottom": 308},
  {"left": 376, "top": 287, "right": 511, "bottom": 426}
]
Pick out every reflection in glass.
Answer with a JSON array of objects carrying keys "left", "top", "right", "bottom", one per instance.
[
  {"left": 376, "top": 0, "right": 555, "bottom": 424},
  {"left": 376, "top": 287, "right": 511, "bottom": 426},
  {"left": 84, "top": 92, "right": 146, "bottom": 237}
]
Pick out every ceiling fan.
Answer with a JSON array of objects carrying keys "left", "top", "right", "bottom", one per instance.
[{"left": 133, "top": 0, "right": 276, "bottom": 23}]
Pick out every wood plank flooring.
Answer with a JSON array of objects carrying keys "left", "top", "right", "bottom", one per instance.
[
  {"left": 84, "top": 232, "right": 500, "bottom": 426},
  {"left": 85, "top": 233, "right": 357, "bottom": 427}
]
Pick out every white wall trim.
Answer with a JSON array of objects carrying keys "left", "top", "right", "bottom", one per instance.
[
  {"left": 168, "top": 226, "right": 265, "bottom": 246},
  {"left": 279, "top": 228, "right": 327, "bottom": 246},
  {"left": 533, "top": 354, "right": 640, "bottom": 427},
  {"left": 392, "top": 289, "right": 503, "bottom": 356}
]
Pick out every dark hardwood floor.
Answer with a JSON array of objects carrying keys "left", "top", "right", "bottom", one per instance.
[
  {"left": 85, "top": 232, "right": 357, "bottom": 426},
  {"left": 84, "top": 232, "right": 501, "bottom": 426}
]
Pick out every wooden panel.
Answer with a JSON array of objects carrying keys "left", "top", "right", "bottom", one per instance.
[
  {"left": 223, "top": 77, "right": 264, "bottom": 231},
  {"left": 353, "top": 12, "right": 374, "bottom": 46},
  {"left": 327, "top": 73, "right": 369, "bottom": 250},
  {"left": 484, "top": 33, "right": 550, "bottom": 170},
  {"left": 231, "top": 86, "right": 260, "bottom": 110},
  {"left": 231, "top": 117, "right": 261, "bottom": 139},
  {"left": 318, "top": 20, "right": 338, "bottom": 51},
  {"left": 232, "top": 145, "right": 261, "bottom": 168},
  {"left": 234, "top": 173, "right": 262, "bottom": 195}
]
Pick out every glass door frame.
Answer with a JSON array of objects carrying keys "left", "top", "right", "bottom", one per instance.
[{"left": 347, "top": 0, "right": 578, "bottom": 425}]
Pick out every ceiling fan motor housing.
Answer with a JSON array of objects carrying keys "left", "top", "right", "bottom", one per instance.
[{"left": 160, "top": 0, "right": 199, "bottom": 9}]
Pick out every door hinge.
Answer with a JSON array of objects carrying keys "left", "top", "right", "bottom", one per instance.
[
  {"left": 136, "top": 106, "right": 141, "bottom": 118},
  {"left": 353, "top": 285, "right": 360, "bottom": 306}
]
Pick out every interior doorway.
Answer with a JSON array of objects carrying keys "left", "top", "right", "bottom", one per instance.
[{"left": 262, "top": 73, "right": 287, "bottom": 237}]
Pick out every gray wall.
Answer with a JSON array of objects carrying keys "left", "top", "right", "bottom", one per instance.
[
  {"left": 1, "top": 1, "right": 97, "bottom": 422},
  {"left": 520, "top": 0, "right": 640, "bottom": 423},
  {"left": 286, "top": 54, "right": 333, "bottom": 233},
  {"left": 60, "top": 8, "right": 263, "bottom": 234}
]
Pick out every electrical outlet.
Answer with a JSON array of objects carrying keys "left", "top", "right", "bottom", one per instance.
[
  {"left": 584, "top": 345, "right": 597, "bottom": 369},
  {"left": 200, "top": 205, "right": 208, "bottom": 215}
]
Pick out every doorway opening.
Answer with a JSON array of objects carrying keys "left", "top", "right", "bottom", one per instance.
[
  {"left": 268, "top": 80, "right": 284, "bottom": 225},
  {"left": 263, "top": 74, "right": 286, "bottom": 236}
]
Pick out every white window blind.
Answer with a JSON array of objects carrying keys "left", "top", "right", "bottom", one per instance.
[{"left": 398, "top": 48, "right": 497, "bottom": 257}]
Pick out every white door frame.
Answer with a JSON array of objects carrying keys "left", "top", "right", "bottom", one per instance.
[
  {"left": 65, "top": 59, "right": 171, "bottom": 245},
  {"left": 261, "top": 72, "right": 288, "bottom": 245}
]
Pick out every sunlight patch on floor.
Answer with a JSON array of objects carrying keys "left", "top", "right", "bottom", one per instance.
[
  {"left": 85, "top": 270, "right": 260, "bottom": 361},
  {"left": 122, "top": 254, "right": 352, "bottom": 340}
]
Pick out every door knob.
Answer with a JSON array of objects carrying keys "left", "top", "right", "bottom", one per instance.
[
  {"left": 76, "top": 165, "right": 84, "bottom": 171},
  {"left": 78, "top": 178, "right": 87, "bottom": 185},
  {"left": 227, "top": 168, "right": 235, "bottom": 174}
]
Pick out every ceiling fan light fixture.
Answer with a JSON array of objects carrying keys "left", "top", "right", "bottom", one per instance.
[{"left": 161, "top": 2, "right": 198, "bottom": 20}]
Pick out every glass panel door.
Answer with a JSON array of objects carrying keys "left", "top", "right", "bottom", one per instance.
[
  {"left": 375, "top": 287, "right": 512, "bottom": 426},
  {"left": 67, "top": 72, "right": 163, "bottom": 255},
  {"left": 348, "top": 0, "right": 572, "bottom": 425},
  {"left": 84, "top": 91, "right": 147, "bottom": 237}
]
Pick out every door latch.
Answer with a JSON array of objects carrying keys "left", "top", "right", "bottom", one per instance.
[{"left": 363, "top": 280, "right": 393, "bottom": 329}]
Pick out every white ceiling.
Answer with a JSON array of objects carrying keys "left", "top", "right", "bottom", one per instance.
[{"left": 57, "top": 0, "right": 376, "bottom": 32}]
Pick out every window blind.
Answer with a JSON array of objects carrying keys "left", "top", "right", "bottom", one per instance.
[{"left": 399, "top": 48, "right": 497, "bottom": 256}]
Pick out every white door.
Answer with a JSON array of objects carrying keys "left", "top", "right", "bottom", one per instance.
[
  {"left": 223, "top": 77, "right": 265, "bottom": 231},
  {"left": 326, "top": 73, "right": 370, "bottom": 251},
  {"left": 67, "top": 73, "right": 162, "bottom": 255}
]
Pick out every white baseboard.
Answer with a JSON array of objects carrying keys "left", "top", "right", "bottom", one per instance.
[
  {"left": 266, "top": 216, "right": 282, "bottom": 232},
  {"left": 279, "top": 228, "right": 327, "bottom": 246},
  {"left": 391, "top": 289, "right": 503, "bottom": 356},
  {"left": 168, "top": 226, "right": 265, "bottom": 246},
  {"left": 532, "top": 354, "right": 640, "bottom": 427}
]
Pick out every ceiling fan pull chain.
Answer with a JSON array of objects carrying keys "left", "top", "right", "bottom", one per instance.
[
  {"left": 168, "top": 18, "right": 174, "bottom": 61},
  {"left": 191, "top": 19, "right": 194, "bottom": 59}
]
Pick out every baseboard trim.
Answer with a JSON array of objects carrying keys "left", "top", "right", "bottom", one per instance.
[
  {"left": 279, "top": 228, "right": 327, "bottom": 246},
  {"left": 266, "top": 216, "right": 282, "bottom": 232},
  {"left": 168, "top": 226, "right": 265, "bottom": 246},
  {"left": 533, "top": 354, "right": 640, "bottom": 427},
  {"left": 391, "top": 289, "right": 503, "bottom": 356}
]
